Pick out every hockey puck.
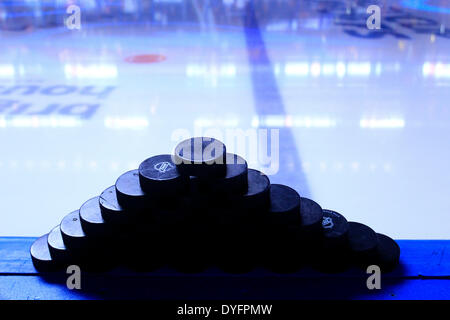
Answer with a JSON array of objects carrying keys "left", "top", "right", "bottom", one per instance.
[
  {"left": 30, "top": 234, "right": 61, "bottom": 272},
  {"left": 268, "top": 184, "right": 301, "bottom": 227},
  {"left": 310, "top": 210, "right": 350, "bottom": 273},
  {"left": 374, "top": 233, "right": 400, "bottom": 272},
  {"left": 263, "top": 222, "right": 302, "bottom": 273},
  {"left": 238, "top": 168, "right": 270, "bottom": 212},
  {"left": 79, "top": 196, "right": 113, "bottom": 238},
  {"left": 261, "top": 184, "right": 302, "bottom": 273},
  {"left": 321, "top": 209, "right": 349, "bottom": 249},
  {"left": 348, "top": 221, "right": 378, "bottom": 265},
  {"left": 212, "top": 153, "right": 248, "bottom": 195},
  {"left": 220, "top": 168, "right": 270, "bottom": 225},
  {"left": 138, "top": 154, "right": 188, "bottom": 198},
  {"left": 99, "top": 185, "right": 136, "bottom": 225},
  {"left": 300, "top": 197, "right": 323, "bottom": 234},
  {"left": 60, "top": 210, "right": 89, "bottom": 252},
  {"left": 310, "top": 250, "right": 351, "bottom": 274},
  {"left": 123, "top": 223, "right": 166, "bottom": 272},
  {"left": 47, "top": 225, "right": 71, "bottom": 264},
  {"left": 193, "top": 153, "right": 248, "bottom": 196},
  {"left": 173, "top": 137, "right": 227, "bottom": 178},
  {"left": 217, "top": 226, "right": 257, "bottom": 274},
  {"left": 115, "top": 169, "right": 152, "bottom": 210},
  {"left": 61, "top": 210, "right": 116, "bottom": 272},
  {"left": 217, "top": 153, "right": 248, "bottom": 195},
  {"left": 169, "top": 222, "right": 210, "bottom": 273},
  {"left": 264, "top": 225, "right": 302, "bottom": 273},
  {"left": 151, "top": 195, "right": 194, "bottom": 227}
]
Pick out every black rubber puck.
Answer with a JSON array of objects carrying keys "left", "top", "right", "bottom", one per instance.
[
  {"left": 348, "top": 221, "right": 378, "bottom": 265},
  {"left": 268, "top": 184, "right": 301, "bottom": 227},
  {"left": 79, "top": 196, "right": 113, "bottom": 238},
  {"left": 374, "top": 233, "right": 400, "bottom": 272},
  {"left": 321, "top": 209, "right": 349, "bottom": 249},
  {"left": 60, "top": 210, "right": 89, "bottom": 252},
  {"left": 300, "top": 197, "right": 323, "bottom": 234},
  {"left": 220, "top": 169, "right": 270, "bottom": 225},
  {"left": 120, "top": 223, "right": 166, "bottom": 272},
  {"left": 311, "top": 252, "right": 351, "bottom": 274},
  {"left": 310, "top": 210, "right": 350, "bottom": 273},
  {"left": 193, "top": 153, "right": 248, "bottom": 196},
  {"left": 173, "top": 137, "right": 226, "bottom": 178},
  {"left": 115, "top": 169, "right": 152, "bottom": 210},
  {"left": 47, "top": 225, "right": 71, "bottom": 264},
  {"left": 238, "top": 168, "right": 270, "bottom": 212},
  {"left": 169, "top": 223, "right": 210, "bottom": 274},
  {"left": 30, "top": 234, "right": 61, "bottom": 272},
  {"left": 99, "top": 185, "right": 136, "bottom": 225},
  {"left": 60, "top": 211, "right": 115, "bottom": 272},
  {"left": 263, "top": 235, "right": 302, "bottom": 274},
  {"left": 213, "top": 153, "right": 248, "bottom": 194},
  {"left": 151, "top": 195, "right": 193, "bottom": 227},
  {"left": 138, "top": 154, "right": 188, "bottom": 198},
  {"left": 217, "top": 226, "right": 257, "bottom": 274},
  {"left": 262, "top": 185, "right": 302, "bottom": 274}
]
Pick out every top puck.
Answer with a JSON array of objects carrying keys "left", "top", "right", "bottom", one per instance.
[
  {"left": 375, "top": 233, "right": 400, "bottom": 272},
  {"left": 321, "top": 209, "right": 349, "bottom": 249},
  {"left": 138, "top": 154, "right": 188, "bottom": 198},
  {"left": 268, "top": 184, "right": 301, "bottom": 227},
  {"left": 173, "top": 137, "right": 226, "bottom": 178},
  {"left": 115, "top": 169, "right": 152, "bottom": 210}
]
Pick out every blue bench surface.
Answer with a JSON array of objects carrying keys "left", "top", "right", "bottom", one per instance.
[{"left": 0, "top": 238, "right": 449, "bottom": 300}]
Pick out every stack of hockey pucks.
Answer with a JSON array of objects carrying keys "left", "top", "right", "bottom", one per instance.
[{"left": 30, "top": 137, "right": 400, "bottom": 275}]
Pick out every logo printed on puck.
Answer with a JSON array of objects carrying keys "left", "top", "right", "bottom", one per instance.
[
  {"left": 322, "top": 216, "right": 334, "bottom": 229},
  {"left": 154, "top": 161, "right": 175, "bottom": 173}
]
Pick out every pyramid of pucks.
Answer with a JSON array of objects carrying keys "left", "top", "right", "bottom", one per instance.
[{"left": 30, "top": 137, "right": 400, "bottom": 274}]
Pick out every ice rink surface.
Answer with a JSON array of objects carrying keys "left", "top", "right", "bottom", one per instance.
[{"left": 0, "top": 0, "right": 449, "bottom": 238}]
